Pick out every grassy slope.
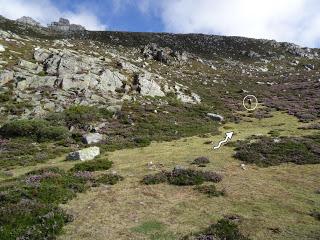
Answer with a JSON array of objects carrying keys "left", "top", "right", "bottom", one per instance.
[{"left": 53, "top": 111, "right": 320, "bottom": 240}]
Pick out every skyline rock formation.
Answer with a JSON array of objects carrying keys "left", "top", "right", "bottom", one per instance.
[{"left": 15, "top": 16, "right": 86, "bottom": 31}]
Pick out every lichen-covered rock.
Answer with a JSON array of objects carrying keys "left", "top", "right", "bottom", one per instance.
[
  {"left": 16, "top": 16, "right": 41, "bottom": 27},
  {"left": 67, "top": 147, "right": 100, "bottom": 161},
  {"left": 0, "top": 70, "right": 14, "bottom": 86},
  {"left": 19, "top": 60, "right": 41, "bottom": 72},
  {"left": 97, "top": 69, "right": 125, "bottom": 93},
  {"left": 82, "top": 133, "right": 104, "bottom": 144},
  {"left": 133, "top": 73, "right": 165, "bottom": 97},
  {"left": 34, "top": 48, "right": 51, "bottom": 63}
]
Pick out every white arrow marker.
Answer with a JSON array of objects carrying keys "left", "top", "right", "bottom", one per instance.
[{"left": 213, "top": 131, "right": 234, "bottom": 150}]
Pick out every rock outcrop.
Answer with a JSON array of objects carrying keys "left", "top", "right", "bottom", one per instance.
[
  {"left": 16, "top": 16, "right": 41, "bottom": 27},
  {"left": 141, "top": 43, "right": 188, "bottom": 64},
  {"left": 48, "top": 18, "right": 85, "bottom": 31}
]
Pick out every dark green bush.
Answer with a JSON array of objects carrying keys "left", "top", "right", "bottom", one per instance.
[
  {"left": 64, "top": 105, "right": 101, "bottom": 127},
  {"left": 168, "top": 168, "right": 205, "bottom": 186},
  {"left": 70, "top": 158, "right": 113, "bottom": 172},
  {"left": 191, "top": 156, "right": 210, "bottom": 166},
  {"left": 0, "top": 119, "right": 70, "bottom": 142},
  {"left": 134, "top": 136, "right": 151, "bottom": 147},
  {"left": 310, "top": 211, "right": 320, "bottom": 221},
  {"left": 205, "top": 219, "right": 249, "bottom": 240},
  {"left": 0, "top": 138, "right": 69, "bottom": 168},
  {"left": 194, "top": 184, "right": 225, "bottom": 197},
  {"left": 96, "top": 173, "right": 124, "bottom": 185},
  {"left": 0, "top": 167, "right": 93, "bottom": 239},
  {"left": 0, "top": 92, "right": 11, "bottom": 102},
  {"left": 185, "top": 219, "right": 250, "bottom": 240},
  {"left": 142, "top": 168, "right": 223, "bottom": 186},
  {"left": 234, "top": 136, "right": 320, "bottom": 167},
  {"left": 142, "top": 172, "right": 168, "bottom": 185}
]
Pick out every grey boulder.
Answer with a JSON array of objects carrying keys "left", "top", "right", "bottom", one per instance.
[
  {"left": 0, "top": 70, "right": 14, "bottom": 86},
  {"left": 67, "top": 146, "right": 100, "bottom": 161},
  {"left": 82, "top": 133, "right": 104, "bottom": 144},
  {"left": 207, "top": 113, "right": 224, "bottom": 122}
]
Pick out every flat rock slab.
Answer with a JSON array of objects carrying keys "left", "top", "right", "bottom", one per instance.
[
  {"left": 67, "top": 146, "right": 100, "bottom": 161},
  {"left": 207, "top": 113, "right": 224, "bottom": 121}
]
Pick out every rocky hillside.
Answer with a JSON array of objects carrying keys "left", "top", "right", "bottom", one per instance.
[
  {"left": 0, "top": 15, "right": 320, "bottom": 240},
  {"left": 1, "top": 15, "right": 319, "bottom": 122}
]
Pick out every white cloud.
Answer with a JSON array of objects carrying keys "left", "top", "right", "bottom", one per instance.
[
  {"left": 0, "top": 0, "right": 106, "bottom": 30},
  {"left": 143, "top": 0, "right": 320, "bottom": 47}
]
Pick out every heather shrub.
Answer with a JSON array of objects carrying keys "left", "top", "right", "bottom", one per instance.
[
  {"left": 70, "top": 158, "right": 113, "bottom": 172},
  {"left": 0, "top": 119, "right": 70, "bottom": 142}
]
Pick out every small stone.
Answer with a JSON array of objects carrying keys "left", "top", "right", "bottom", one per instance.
[{"left": 240, "top": 164, "right": 246, "bottom": 170}]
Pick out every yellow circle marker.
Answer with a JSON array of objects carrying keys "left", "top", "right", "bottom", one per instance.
[{"left": 243, "top": 95, "right": 258, "bottom": 111}]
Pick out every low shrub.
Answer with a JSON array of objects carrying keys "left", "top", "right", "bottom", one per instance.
[
  {"left": 310, "top": 211, "right": 320, "bottom": 221},
  {"left": 142, "top": 172, "right": 168, "bottom": 185},
  {"left": 70, "top": 158, "right": 113, "bottom": 172},
  {"left": 142, "top": 167, "right": 223, "bottom": 186},
  {"left": 192, "top": 156, "right": 210, "bottom": 166},
  {"left": 0, "top": 119, "right": 70, "bottom": 142},
  {"left": 0, "top": 167, "right": 93, "bottom": 239},
  {"left": 133, "top": 136, "right": 151, "bottom": 147},
  {"left": 194, "top": 184, "right": 225, "bottom": 197},
  {"left": 0, "top": 92, "right": 11, "bottom": 102},
  {"left": 0, "top": 138, "right": 69, "bottom": 168},
  {"left": 234, "top": 135, "right": 320, "bottom": 167},
  {"left": 168, "top": 168, "right": 205, "bottom": 186},
  {"left": 96, "top": 173, "right": 124, "bottom": 185},
  {"left": 64, "top": 105, "right": 101, "bottom": 127},
  {"left": 185, "top": 219, "right": 250, "bottom": 240},
  {"left": 202, "top": 171, "right": 223, "bottom": 183}
]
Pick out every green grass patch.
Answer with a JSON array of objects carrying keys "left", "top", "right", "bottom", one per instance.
[
  {"left": 70, "top": 158, "right": 113, "bottom": 172},
  {"left": 132, "top": 220, "right": 165, "bottom": 234}
]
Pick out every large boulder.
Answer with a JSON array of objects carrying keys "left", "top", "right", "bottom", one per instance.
[
  {"left": 67, "top": 147, "right": 100, "bottom": 161},
  {"left": 16, "top": 75, "right": 57, "bottom": 90},
  {"left": 34, "top": 48, "right": 51, "bottom": 63},
  {"left": 97, "top": 69, "right": 125, "bottom": 93},
  {"left": 133, "top": 73, "right": 165, "bottom": 97},
  {"left": 44, "top": 54, "right": 61, "bottom": 75},
  {"left": 82, "top": 133, "right": 104, "bottom": 144}
]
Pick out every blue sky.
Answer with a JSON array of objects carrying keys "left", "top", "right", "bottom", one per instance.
[{"left": 0, "top": 0, "right": 320, "bottom": 47}]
